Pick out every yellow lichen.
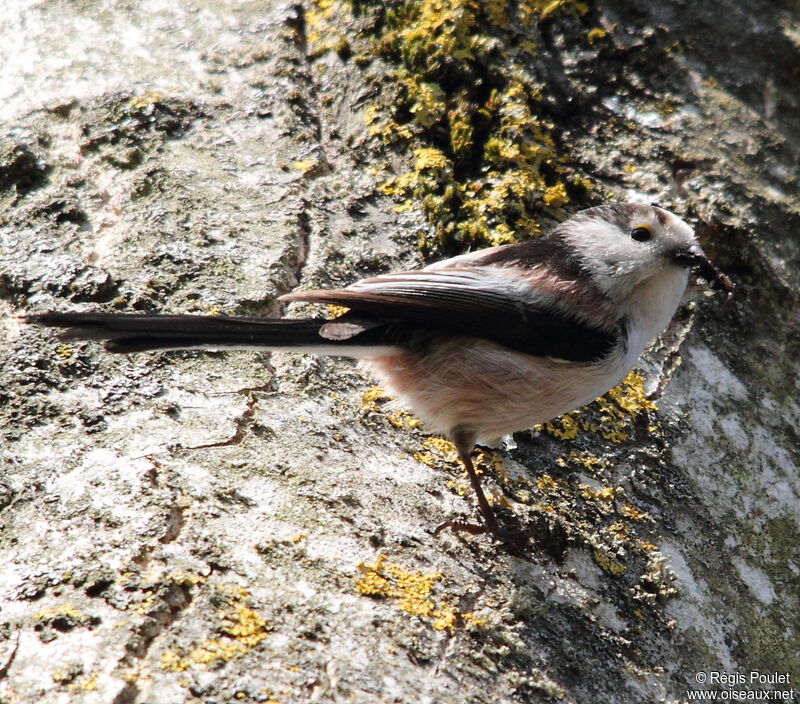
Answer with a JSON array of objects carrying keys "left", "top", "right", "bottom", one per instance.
[
  {"left": 128, "top": 92, "right": 162, "bottom": 111},
  {"left": 160, "top": 584, "right": 267, "bottom": 672},
  {"left": 325, "top": 304, "right": 350, "bottom": 318},
  {"left": 462, "top": 611, "right": 488, "bottom": 628},
  {"left": 542, "top": 182, "right": 569, "bottom": 207},
  {"left": 387, "top": 409, "right": 424, "bottom": 429},
  {"left": 33, "top": 604, "right": 85, "bottom": 622},
  {"left": 635, "top": 539, "right": 658, "bottom": 552},
  {"left": 562, "top": 450, "right": 606, "bottom": 472},
  {"left": 580, "top": 484, "right": 615, "bottom": 502},
  {"left": 408, "top": 81, "right": 447, "bottom": 127},
  {"left": 413, "top": 436, "right": 459, "bottom": 467},
  {"left": 134, "top": 594, "right": 156, "bottom": 616},
  {"left": 355, "top": 554, "right": 458, "bottom": 630},
  {"left": 475, "top": 447, "right": 505, "bottom": 477},
  {"left": 544, "top": 371, "right": 658, "bottom": 445},
  {"left": 608, "top": 371, "right": 657, "bottom": 415},
  {"left": 536, "top": 474, "right": 561, "bottom": 492},
  {"left": 479, "top": 0, "right": 511, "bottom": 29},
  {"left": 360, "top": 385, "right": 424, "bottom": 429},
  {"left": 586, "top": 26, "right": 607, "bottom": 43},
  {"left": 412, "top": 436, "right": 504, "bottom": 498},
  {"left": 608, "top": 521, "right": 629, "bottom": 537},
  {"left": 305, "top": 0, "right": 344, "bottom": 55},
  {"left": 444, "top": 478, "right": 470, "bottom": 495},
  {"left": 361, "top": 385, "right": 390, "bottom": 409},
  {"left": 544, "top": 412, "right": 580, "bottom": 440},
  {"left": 51, "top": 666, "right": 81, "bottom": 685},
  {"left": 431, "top": 603, "right": 459, "bottom": 630},
  {"left": 619, "top": 502, "right": 648, "bottom": 520},
  {"left": 220, "top": 603, "right": 267, "bottom": 646},
  {"left": 291, "top": 159, "right": 319, "bottom": 174},
  {"left": 413, "top": 146, "right": 450, "bottom": 171},
  {"left": 364, "top": 105, "right": 380, "bottom": 125},
  {"left": 592, "top": 548, "right": 627, "bottom": 576},
  {"left": 520, "top": 0, "right": 589, "bottom": 21},
  {"left": 76, "top": 673, "right": 98, "bottom": 692}
]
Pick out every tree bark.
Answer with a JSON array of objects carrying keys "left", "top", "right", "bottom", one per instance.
[{"left": 1, "top": 1, "right": 798, "bottom": 703}]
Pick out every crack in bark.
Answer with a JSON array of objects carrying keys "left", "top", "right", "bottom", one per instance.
[
  {"left": 157, "top": 505, "right": 187, "bottom": 545},
  {"left": 288, "top": 2, "right": 333, "bottom": 175},
  {"left": 183, "top": 384, "right": 271, "bottom": 450},
  {"left": 111, "top": 680, "right": 140, "bottom": 704},
  {"left": 113, "top": 579, "right": 195, "bottom": 696},
  {"left": 0, "top": 630, "right": 20, "bottom": 681},
  {"left": 282, "top": 205, "right": 311, "bottom": 302}
]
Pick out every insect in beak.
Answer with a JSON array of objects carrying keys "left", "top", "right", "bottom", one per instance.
[{"left": 672, "top": 245, "right": 735, "bottom": 296}]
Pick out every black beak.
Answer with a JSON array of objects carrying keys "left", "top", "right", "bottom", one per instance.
[
  {"left": 672, "top": 244, "right": 735, "bottom": 295},
  {"left": 672, "top": 244, "right": 707, "bottom": 268}
]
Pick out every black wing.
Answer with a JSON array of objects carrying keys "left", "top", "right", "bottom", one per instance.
[{"left": 281, "top": 267, "right": 622, "bottom": 362}]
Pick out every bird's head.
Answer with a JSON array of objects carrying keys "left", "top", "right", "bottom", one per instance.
[{"left": 556, "top": 203, "right": 733, "bottom": 303}]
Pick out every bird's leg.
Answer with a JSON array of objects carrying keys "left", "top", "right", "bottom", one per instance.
[{"left": 433, "top": 430, "right": 528, "bottom": 546}]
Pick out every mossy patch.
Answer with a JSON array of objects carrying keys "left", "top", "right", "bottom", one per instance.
[{"left": 308, "top": 0, "right": 596, "bottom": 256}]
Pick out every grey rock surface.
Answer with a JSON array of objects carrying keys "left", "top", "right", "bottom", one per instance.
[{"left": 1, "top": 1, "right": 798, "bottom": 703}]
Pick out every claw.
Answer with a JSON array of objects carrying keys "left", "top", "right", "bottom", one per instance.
[{"left": 433, "top": 518, "right": 530, "bottom": 547}]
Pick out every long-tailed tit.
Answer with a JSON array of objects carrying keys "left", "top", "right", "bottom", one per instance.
[{"left": 25, "top": 203, "right": 733, "bottom": 545}]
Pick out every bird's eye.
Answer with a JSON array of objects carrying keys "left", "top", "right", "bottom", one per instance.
[{"left": 630, "top": 225, "right": 653, "bottom": 242}]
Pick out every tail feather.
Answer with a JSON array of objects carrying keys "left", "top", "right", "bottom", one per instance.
[{"left": 25, "top": 312, "right": 334, "bottom": 354}]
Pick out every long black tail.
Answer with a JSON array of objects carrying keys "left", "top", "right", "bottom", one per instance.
[{"left": 25, "top": 311, "right": 337, "bottom": 354}]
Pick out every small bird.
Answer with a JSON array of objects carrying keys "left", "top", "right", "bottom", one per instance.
[{"left": 25, "top": 203, "right": 733, "bottom": 545}]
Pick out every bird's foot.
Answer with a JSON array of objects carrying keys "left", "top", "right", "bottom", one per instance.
[
  {"left": 432, "top": 519, "right": 488, "bottom": 537},
  {"left": 433, "top": 518, "right": 530, "bottom": 548}
]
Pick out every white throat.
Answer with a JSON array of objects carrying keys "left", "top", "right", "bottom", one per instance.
[{"left": 621, "top": 266, "right": 689, "bottom": 365}]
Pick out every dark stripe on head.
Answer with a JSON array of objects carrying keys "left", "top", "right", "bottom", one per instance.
[{"left": 566, "top": 203, "right": 670, "bottom": 230}]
